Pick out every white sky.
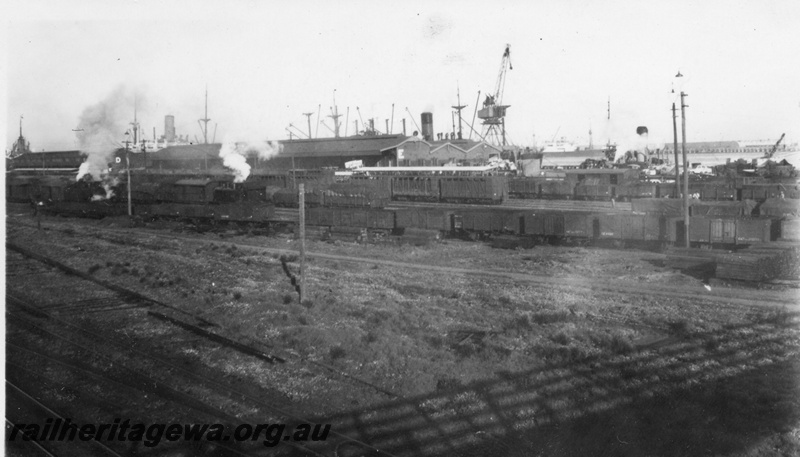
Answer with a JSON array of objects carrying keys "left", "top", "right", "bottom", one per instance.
[{"left": 3, "top": 0, "right": 800, "bottom": 151}]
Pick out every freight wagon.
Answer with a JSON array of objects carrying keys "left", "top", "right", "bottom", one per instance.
[{"left": 439, "top": 176, "right": 507, "bottom": 204}]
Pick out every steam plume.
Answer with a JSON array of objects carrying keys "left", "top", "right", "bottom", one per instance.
[
  {"left": 75, "top": 86, "right": 141, "bottom": 181},
  {"left": 219, "top": 139, "right": 282, "bottom": 182}
]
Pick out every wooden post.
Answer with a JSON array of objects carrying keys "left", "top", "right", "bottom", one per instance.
[
  {"left": 126, "top": 141, "right": 132, "bottom": 217},
  {"left": 681, "top": 92, "right": 689, "bottom": 248},
  {"left": 298, "top": 183, "right": 306, "bottom": 303}
]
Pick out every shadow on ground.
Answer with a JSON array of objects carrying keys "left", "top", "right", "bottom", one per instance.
[{"left": 318, "top": 315, "right": 800, "bottom": 457}]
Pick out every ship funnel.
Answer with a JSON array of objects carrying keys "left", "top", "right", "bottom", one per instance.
[
  {"left": 421, "top": 112, "right": 433, "bottom": 141},
  {"left": 165, "top": 115, "right": 176, "bottom": 142}
]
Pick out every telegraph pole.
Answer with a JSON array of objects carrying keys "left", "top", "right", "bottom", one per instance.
[
  {"left": 298, "top": 183, "right": 306, "bottom": 303},
  {"left": 672, "top": 103, "right": 681, "bottom": 198},
  {"left": 681, "top": 92, "right": 689, "bottom": 248},
  {"left": 125, "top": 132, "right": 132, "bottom": 217}
]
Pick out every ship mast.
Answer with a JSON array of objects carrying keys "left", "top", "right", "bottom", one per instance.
[
  {"left": 451, "top": 84, "right": 467, "bottom": 140},
  {"left": 198, "top": 85, "right": 211, "bottom": 144},
  {"left": 130, "top": 94, "right": 140, "bottom": 146},
  {"left": 328, "top": 89, "right": 342, "bottom": 138}
]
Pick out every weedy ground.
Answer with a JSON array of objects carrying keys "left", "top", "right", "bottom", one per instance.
[{"left": 6, "top": 212, "right": 800, "bottom": 456}]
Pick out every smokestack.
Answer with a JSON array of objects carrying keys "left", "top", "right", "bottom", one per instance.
[
  {"left": 421, "top": 112, "right": 433, "bottom": 141},
  {"left": 402, "top": 119, "right": 406, "bottom": 136},
  {"left": 165, "top": 115, "right": 176, "bottom": 142}
]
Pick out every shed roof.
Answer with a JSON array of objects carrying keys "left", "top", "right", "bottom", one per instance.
[
  {"left": 429, "top": 143, "right": 468, "bottom": 154},
  {"left": 281, "top": 135, "right": 407, "bottom": 157}
]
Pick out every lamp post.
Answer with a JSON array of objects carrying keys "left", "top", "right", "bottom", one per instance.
[
  {"left": 681, "top": 91, "right": 689, "bottom": 248},
  {"left": 124, "top": 131, "right": 132, "bottom": 217},
  {"left": 670, "top": 75, "right": 681, "bottom": 199}
]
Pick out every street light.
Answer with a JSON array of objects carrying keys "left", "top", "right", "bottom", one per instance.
[{"left": 672, "top": 71, "right": 690, "bottom": 247}]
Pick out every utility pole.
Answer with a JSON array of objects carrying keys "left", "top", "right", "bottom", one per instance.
[
  {"left": 672, "top": 103, "right": 681, "bottom": 197},
  {"left": 298, "top": 183, "right": 306, "bottom": 303},
  {"left": 302, "top": 112, "right": 314, "bottom": 139},
  {"left": 125, "top": 132, "right": 132, "bottom": 217},
  {"left": 681, "top": 91, "right": 689, "bottom": 248}
]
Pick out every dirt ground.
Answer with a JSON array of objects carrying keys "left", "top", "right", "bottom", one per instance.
[{"left": 5, "top": 210, "right": 800, "bottom": 456}]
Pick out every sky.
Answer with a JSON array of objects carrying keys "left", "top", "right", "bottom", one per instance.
[{"left": 3, "top": 0, "right": 800, "bottom": 152}]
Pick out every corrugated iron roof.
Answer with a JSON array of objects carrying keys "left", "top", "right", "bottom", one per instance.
[{"left": 429, "top": 143, "right": 468, "bottom": 154}]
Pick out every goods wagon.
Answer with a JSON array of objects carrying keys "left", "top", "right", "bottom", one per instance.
[
  {"left": 335, "top": 176, "right": 392, "bottom": 198},
  {"left": 439, "top": 176, "right": 507, "bottom": 204},
  {"left": 699, "top": 183, "right": 736, "bottom": 201},
  {"left": 690, "top": 200, "right": 756, "bottom": 217},
  {"left": 595, "top": 213, "right": 626, "bottom": 239},
  {"left": 323, "top": 192, "right": 388, "bottom": 208},
  {"left": 508, "top": 177, "right": 542, "bottom": 199},
  {"left": 390, "top": 176, "right": 439, "bottom": 201},
  {"left": 307, "top": 207, "right": 395, "bottom": 231},
  {"left": 563, "top": 212, "right": 593, "bottom": 238},
  {"left": 564, "top": 168, "right": 639, "bottom": 186},
  {"left": 734, "top": 217, "right": 773, "bottom": 244},
  {"left": 539, "top": 180, "right": 574, "bottom": 199},
  {"left": 619, "top": 182, "right": 658, "bottom": 200},
  {"left": 780, "top": 219, "right": 800, "bottom": 241},
  {"left": 6, "top": 177, "right": 41, "bottom": 202},
  {"left": 574, "top": 184, "right": 616, "bottom": 200},
  {"left": 453, "top": 210, "right": 506, "bottom": 233},
  {"left": 522, "top": 212, "right": 565, "bottom": 238},
  {"left": 249, "top": 173, "right": 288, "bottom": 189},
  {"left": 395, "top": 208, "right": 453, "bottom": 232},
  {"left": 677, "top": 216, "right": 772, "bottom": 245},
  {"left": 739, "top": 184, "right": 785, "bottom": 201},
  {"left": 213, "top": 203, "right": 274, "bottom": 223}
]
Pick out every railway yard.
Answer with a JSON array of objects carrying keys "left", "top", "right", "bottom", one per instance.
[{"left": 5, "top": 204, "right": 800, "bottom": 456}]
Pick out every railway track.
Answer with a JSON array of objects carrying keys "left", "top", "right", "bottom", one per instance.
[
  {"left": 6, "top": 214, "right": 799, "bottom": 456},
  {"left": 6, "top": 291, "right": 393, "bottom": 456},
  {"left": 9, "top": 216, "right": 795, "bottom": 308},
  {"left": 386, "top": 198, "right": 633, "bottom": 213},
  {"left": 5, "top": 241, "right": 437, "bottom": 455}
]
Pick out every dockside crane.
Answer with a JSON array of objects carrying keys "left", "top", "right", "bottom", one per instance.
[
  {"left": 478, "top": 44, "right": 513, "bottom": 146},
  {"left": 766, "top": 133, "right": 786, "bottom": 159}
]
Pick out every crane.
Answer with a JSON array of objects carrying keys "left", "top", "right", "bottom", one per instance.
[
  {"left": 478, "top": 44, "right": 513, "bottom": 145},
  {"left": 766, "top": 133, "right": 785, "bottom": 159}
]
